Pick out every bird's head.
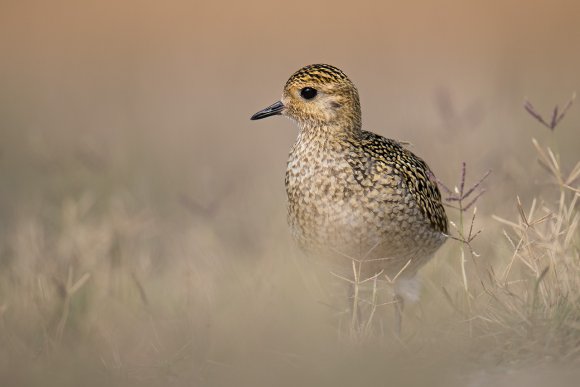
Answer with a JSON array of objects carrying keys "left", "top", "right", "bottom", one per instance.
[{"left": 251, "top": 64, "right": 362, "bottom": 132}]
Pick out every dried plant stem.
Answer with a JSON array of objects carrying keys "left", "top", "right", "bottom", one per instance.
[
  {"left": 350, "top": 260, "right": 360, "bottom": 334},
  {"left": 55, "top": 267, "right": 91, "bottom": 344},
  {"left": 458, "top": 210, "right": 474, "bottom": 337},
  {"left": 524, "top": 93, "right": 576, "bottom": 131},
  {"left": 434, "top": 162, "right": 492, "bottom": 338}
]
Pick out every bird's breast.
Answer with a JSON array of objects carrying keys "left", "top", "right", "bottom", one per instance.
[{"left": 285, "top": 144, "right": 376, "bottom": 249}]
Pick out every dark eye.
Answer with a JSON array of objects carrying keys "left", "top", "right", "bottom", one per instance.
[{"left": 300, "top": 87, "right": 317, "bottom": 100}]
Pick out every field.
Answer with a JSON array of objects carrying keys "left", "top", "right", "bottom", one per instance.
[{"left": 1, "top": 1, "right": 580, "bottom": 386}]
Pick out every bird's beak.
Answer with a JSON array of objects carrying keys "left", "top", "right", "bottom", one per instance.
[{"left": 250, "top": 100, "right": 284, "bottom": 120}]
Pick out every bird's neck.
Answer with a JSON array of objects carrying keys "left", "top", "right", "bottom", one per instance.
[{"left": 296, "top": 121, "right": 361, "bottom": 146}]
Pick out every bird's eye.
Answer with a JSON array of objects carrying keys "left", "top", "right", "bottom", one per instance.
[{"left": 300, "top": 87, "right": 318, "bottom": 100}]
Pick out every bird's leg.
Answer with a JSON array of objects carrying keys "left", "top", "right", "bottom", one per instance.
[
  {"left": 392, "top": 269, "right": 419, "bottom": 337},
  {"left": 394, "top": 293, "right": 405, "bottom": 337}
]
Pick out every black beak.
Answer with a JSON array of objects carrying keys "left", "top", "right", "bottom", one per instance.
[{"left": 251, "top": 100, "right": 284, "bottom": 120}]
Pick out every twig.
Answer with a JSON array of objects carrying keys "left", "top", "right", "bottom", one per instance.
[{"left": 524, "top": 93, "right": 576, "bottom": 131}]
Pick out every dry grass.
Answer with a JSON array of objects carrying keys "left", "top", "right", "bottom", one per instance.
[{"left": 0, "top": 92, "right": 578, "bottom": 387}]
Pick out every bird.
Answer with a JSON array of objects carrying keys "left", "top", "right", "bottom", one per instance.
[{"left": 251, "top": 64, "right": 448, "bottom": 335}]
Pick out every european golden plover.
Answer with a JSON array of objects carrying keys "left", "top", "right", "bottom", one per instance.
[{"left": 251, "top": 64, "right": 448, "bottom": 333}]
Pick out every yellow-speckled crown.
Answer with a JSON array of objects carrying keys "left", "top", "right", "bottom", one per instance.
[{"left": 285, "top": 64, "right": 352, "bottom": 88}]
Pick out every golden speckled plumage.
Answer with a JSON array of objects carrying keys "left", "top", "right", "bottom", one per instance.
[{"left": 252, "top": 64, "right": 448, "bottom": 280}]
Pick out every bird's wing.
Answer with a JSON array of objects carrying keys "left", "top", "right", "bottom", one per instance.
[{"left": 356, "top": 131, "right": 448, "bottom": 234}]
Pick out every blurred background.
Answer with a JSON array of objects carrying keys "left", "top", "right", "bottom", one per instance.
[{"left": 1, "top": 0, "right": 579, "bottom": 386}]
